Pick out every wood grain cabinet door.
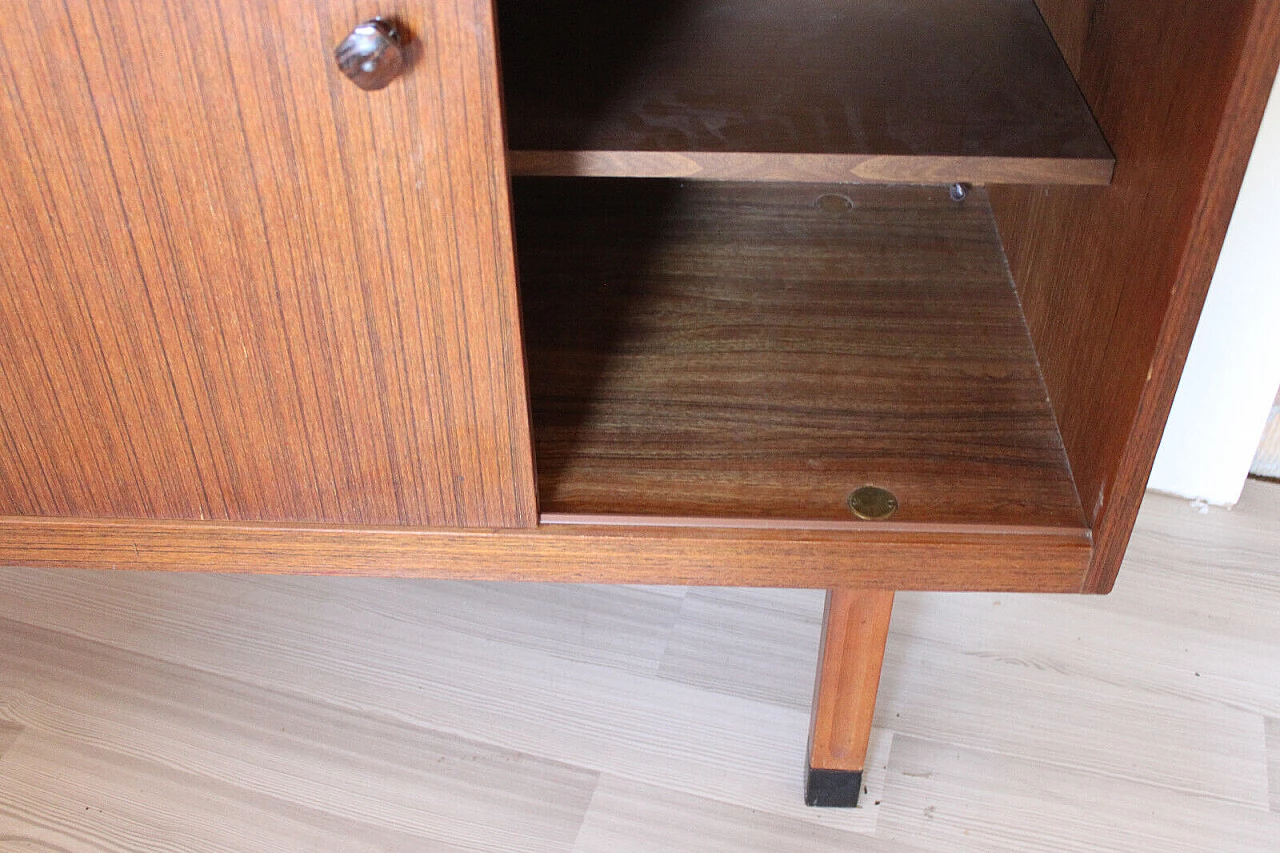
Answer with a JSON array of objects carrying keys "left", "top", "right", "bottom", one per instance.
[{"left": 0, "top": 0, "right": 537, "bottom": 527}]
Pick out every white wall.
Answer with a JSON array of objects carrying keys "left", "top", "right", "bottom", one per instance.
[{"left": 1147, "top": 73, "right": 1280, "bottom": 505}]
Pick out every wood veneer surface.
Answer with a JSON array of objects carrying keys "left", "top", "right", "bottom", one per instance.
[
  {"left": 809, "top": 590, "right": 895, "bottom": 773},
  {"left": 0, "top": 485, "right": 1275, "bottom": 847},
  {"left": 0, "top": 514, "right": 1091, "bottom": 590},
  {"left": 499, "top": 0, "right": 1114, "bottom": 184},
  {"left": 517, "top": 179, "right": 1086, "bottom": 532},
  {"left": 991, "top": 0, "right": 1280, "bottom": 590},
  {"left": 0, "top": 0, "right": 536, "bottom": 527}
]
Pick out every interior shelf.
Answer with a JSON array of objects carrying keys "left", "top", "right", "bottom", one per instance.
[
  {"left": 516, "top": 178, "right": 1087, "bottom": 533},
  {"left": 498, "top": 0, "right": 1114, "bottom": 185}
]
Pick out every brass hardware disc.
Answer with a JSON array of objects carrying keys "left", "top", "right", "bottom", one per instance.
[
  {"left": 848, "top": 486, "right": 899, "bottom": 520},
  {"left": 816, "top": 193, "right": 854, "bottom": 213}
]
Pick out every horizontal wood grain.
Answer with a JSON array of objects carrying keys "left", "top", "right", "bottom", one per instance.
[
  {"left": 498, "top": 0, "right": 1113, "bottom": 184},
  {"left": 0, "top": 617, "right": 600, "bottom": 851},
  {"left": 0, "top": 486, "right": 1277, "bottom": 848},
  {"left": 0, "top": 516, "right": 1092, "bottom": 591},
  {"left": 0, "top": 0, "right": 536, "bottom": 527},
  {"left": 880, "top": 734, "right": 1280, "bottom": 850},
  {"left": 571, "top": 775, "right": 893, "bottom": 851},
  {"left": 507, "top": 152, "right": 1114, "bottom": 186},
  {"left": 516, "top": 179, "right": 1087, "bottom": 532},
  {"left": 990, "top": 0, "right": 1280, "bottom": 591}
]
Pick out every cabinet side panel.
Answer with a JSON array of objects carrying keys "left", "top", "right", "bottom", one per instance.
[
  {"left": 991, "top": 0, "right": 1280, "bottom": 591},
  {"left": 0, "top": 0, "right": 537, "bottom": 527}
]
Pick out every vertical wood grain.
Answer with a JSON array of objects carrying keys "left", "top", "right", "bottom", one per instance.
[
  {"left": 990, "top": 0, "right": 1280, "bottom": 590},
  {"left": 0, "top": 0, "right": 536, "bottom": 526},
  {"left": 808, "top": 589, "right": 894, "bottom": 773}
]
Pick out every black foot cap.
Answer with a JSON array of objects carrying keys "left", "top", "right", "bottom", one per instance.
[{"left": 805, "top": 767, "right": 863, "bottom": 807}]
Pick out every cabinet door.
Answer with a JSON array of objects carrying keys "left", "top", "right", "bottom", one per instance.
[{"left": 0, "top": 0, "right": 536, "bottom": 527}]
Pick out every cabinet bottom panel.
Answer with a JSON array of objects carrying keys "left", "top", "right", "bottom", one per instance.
[{"left": 516, "top": 179, "right": 1087, "bottom": 537}]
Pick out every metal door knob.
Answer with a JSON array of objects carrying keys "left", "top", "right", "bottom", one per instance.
[{"left": 335, "top": 19, "right": 405, "bottom": 91}]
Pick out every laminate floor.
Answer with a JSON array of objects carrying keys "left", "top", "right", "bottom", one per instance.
[{"left": 1, "top": 482, "right": 1278, "bottom": 851}]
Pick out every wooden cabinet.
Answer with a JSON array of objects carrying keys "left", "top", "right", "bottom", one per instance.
[{"left": 2, "top": 0, "right": 1277, "bottom": 808}]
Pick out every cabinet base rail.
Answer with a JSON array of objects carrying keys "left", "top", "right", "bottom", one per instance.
[{"left": 0, "top": 517, "right": 1091, "bottom": 592}]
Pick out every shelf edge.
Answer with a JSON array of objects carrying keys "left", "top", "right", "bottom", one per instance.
[
  {"left": 540, "top": 512, "right": 1093, "bottom": 540},
  {"left": 508, "top": 151, "right": 1115, "bottom": 185}
]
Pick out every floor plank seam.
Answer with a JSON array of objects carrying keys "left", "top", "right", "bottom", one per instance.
[{"left": 566, "top": 778, "right": 606, "bottom": 853}]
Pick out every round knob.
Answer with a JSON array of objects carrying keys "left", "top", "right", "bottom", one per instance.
[{"left": 335, "top": 19, "right": 405, "bottom": 91}]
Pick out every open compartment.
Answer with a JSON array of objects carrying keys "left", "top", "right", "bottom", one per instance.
[
  {"left": 515, "top": 178, "right": 1087, "bottom": 536},
  {"left": 498, "top": 0, "right": 1113, "bottom": 185},
  {"left": 496, "top": 0, "right": 1112, "bottom": 560}
]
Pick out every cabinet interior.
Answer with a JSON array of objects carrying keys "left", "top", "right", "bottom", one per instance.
[
  {"left": 498, "top": 0, "right": 1113, "bottom": 184},
  {"left": 498, "top": 0, "right": 1110, "bottom": 538}
]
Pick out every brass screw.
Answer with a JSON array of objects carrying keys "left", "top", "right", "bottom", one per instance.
[{"left": 848, "top": 486, "right": 899, "bottom": 520}]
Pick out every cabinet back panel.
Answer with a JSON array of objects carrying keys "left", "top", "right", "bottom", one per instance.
[
  {"left": 991, "top": 0, "right": 1280, "bottom": 590},
  {"left": 0, "top": 0, "right": 537, "bottom": 526}
]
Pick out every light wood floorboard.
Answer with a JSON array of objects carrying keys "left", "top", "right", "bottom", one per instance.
[
  {"left": 1268, "top": 716, "right": 1280, "bottom": 813},
  {"left": 656, "top": 587, "right": 826, "bottom": 710},
  {"left": 571, "top": 774, "right": 911, "bottom": 853},
  {"left": 878, "top": 604, "right": 1270, "bottom": 805},
  {"left": 0, "top": 481, "right": 1278, "bottom": 849},
  {"left": 879, "top": 735, "right": 1280, "bottom": 852},
  {"left": 0, "top": 617, "right": 598, "bottom": 852}
]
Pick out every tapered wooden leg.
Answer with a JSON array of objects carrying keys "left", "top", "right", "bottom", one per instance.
[{"left": 806, "top": 588, "right": 895, "bottom": 807}]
